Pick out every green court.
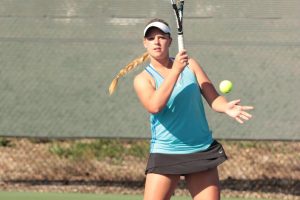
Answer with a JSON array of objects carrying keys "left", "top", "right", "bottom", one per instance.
[{"left": 0, "top": 191, "right": 269, "bottom": 200}]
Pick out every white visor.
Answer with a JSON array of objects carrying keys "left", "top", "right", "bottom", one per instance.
[{"left": 143, "top": 21, "right": 171, "bottom": 36}]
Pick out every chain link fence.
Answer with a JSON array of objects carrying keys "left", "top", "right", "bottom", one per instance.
[
  {"left": 0, "top": 1, "right": 299, "bottom": 199},
  {"left": 0, "top": 0, "right": 299, "bottom": 139},
  {"left": 0, "top": 138, "right": 299, "bottom": 199}
]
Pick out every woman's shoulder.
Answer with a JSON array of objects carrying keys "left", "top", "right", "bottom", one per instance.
[
  {"left": 134, "top": 69, "right": 155, "bottom": 88},
  {"left": 187, "top": 57, "right": 203, "bottom": 72},
  {"left": 135, "top": 69, "right": 151, "bottom": 80},
  {"left": 188, "top": 57, "right": 201, "bottom": 66}
]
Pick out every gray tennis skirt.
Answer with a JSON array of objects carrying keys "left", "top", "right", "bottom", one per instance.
[{"left": 145, "top": 140, "right": 227, "bottom": 175}]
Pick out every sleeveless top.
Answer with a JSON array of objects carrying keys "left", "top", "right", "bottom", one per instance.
[{"left": 145, "top": 63, "right": 213, "bottom": 154}]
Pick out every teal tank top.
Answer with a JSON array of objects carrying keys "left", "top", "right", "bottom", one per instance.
[{"left": 145, "top": 64, "right": 213, "bottom": 154}]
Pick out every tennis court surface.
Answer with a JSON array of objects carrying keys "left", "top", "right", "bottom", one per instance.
[{"left": 0, "top": 191, "right": 271, "bottom": 200}]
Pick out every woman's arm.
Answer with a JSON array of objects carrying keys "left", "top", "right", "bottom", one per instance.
[
  {"left": 133, "top": 51, "right": 188, "bottom": 114},
  {"left": 188, "top": 58, "right": 254, "bottom": 123},
  {"left": 134, "top": 68, "right": 180, "bottom": 114}
]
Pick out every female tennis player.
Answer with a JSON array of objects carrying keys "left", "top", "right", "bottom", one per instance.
[{"left": 109, "top": 18, "right": 254, "bottom": 200}]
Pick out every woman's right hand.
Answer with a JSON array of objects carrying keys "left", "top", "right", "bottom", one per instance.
[{"left": 173, "top": 50, "right": 189, "bottom": 72}]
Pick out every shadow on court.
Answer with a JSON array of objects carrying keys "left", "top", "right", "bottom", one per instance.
[{"left": 2, "top": 178, "right": 299, "bottom": 196}]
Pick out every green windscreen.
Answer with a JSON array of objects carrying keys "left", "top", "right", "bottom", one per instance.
[{"left": 0, "top": 0, "right": 299, "bottom": 140}]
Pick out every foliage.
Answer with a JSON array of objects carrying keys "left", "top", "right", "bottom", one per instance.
[
  {"left": 0, "top": 137, "right": 12, "bottom": 147},
  {"left": 49, "top": 139, "right": 149, "bottom": 161}
]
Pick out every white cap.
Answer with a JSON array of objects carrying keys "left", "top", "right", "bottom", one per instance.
[{"left": 143, "top": 21, "right": 171, "bottom": 36}]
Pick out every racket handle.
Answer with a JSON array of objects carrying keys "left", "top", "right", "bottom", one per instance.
[{"left": 177, "top": 34, "right": 184, "bottom": 52}]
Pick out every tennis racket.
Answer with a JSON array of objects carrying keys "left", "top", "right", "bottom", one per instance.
[{"left": 170, "top": 0, "right": 185, "bottom": 52}]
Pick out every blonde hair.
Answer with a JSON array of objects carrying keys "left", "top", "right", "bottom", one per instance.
[
  {"left": 108, "top": 18, "right": 170, "bottom": 95},
  {"left": 108, "top": 52, "right": 150, "bottom": 95}
]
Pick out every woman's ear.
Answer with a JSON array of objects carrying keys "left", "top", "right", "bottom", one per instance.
[{"left": 143, "top": 38, "right": 148, "bottom": 48}]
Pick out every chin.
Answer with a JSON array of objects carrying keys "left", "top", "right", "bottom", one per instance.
[{"left": 152, "top": 52, "right": 167, "bottom": 59}]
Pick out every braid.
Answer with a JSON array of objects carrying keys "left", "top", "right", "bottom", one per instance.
[{"left": 108, "top": 52, "right": 150, "bottom": 95}]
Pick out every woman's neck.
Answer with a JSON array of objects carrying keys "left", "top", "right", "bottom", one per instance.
[{"left": 150, "top": 56, "right": 172, "bottom": 69}]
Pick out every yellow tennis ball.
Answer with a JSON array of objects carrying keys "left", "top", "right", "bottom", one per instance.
[{"left": 219, "top": 80, "right": 233, "bottom": 94}]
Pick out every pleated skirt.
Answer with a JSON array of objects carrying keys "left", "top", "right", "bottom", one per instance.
[{"left": 145, "top": 140, "right": 227, "bottom": 175}]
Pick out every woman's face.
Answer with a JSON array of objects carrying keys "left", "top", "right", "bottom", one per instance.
[{"left": 144, "top": 28, "right": 172, "bottom": 60}]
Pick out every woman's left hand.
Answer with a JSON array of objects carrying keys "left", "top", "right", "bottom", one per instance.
[{"left": 225, "top": 99, "right": 254, "bottom": 124}]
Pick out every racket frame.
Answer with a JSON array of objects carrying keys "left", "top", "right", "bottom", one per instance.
[{"left": 170, "top": 0, "right": 185, "bottom": 51}]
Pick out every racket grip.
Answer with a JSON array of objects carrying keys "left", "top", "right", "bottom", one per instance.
[{"left": 177, "top": 34, "right": 184, "bottom": 52}]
